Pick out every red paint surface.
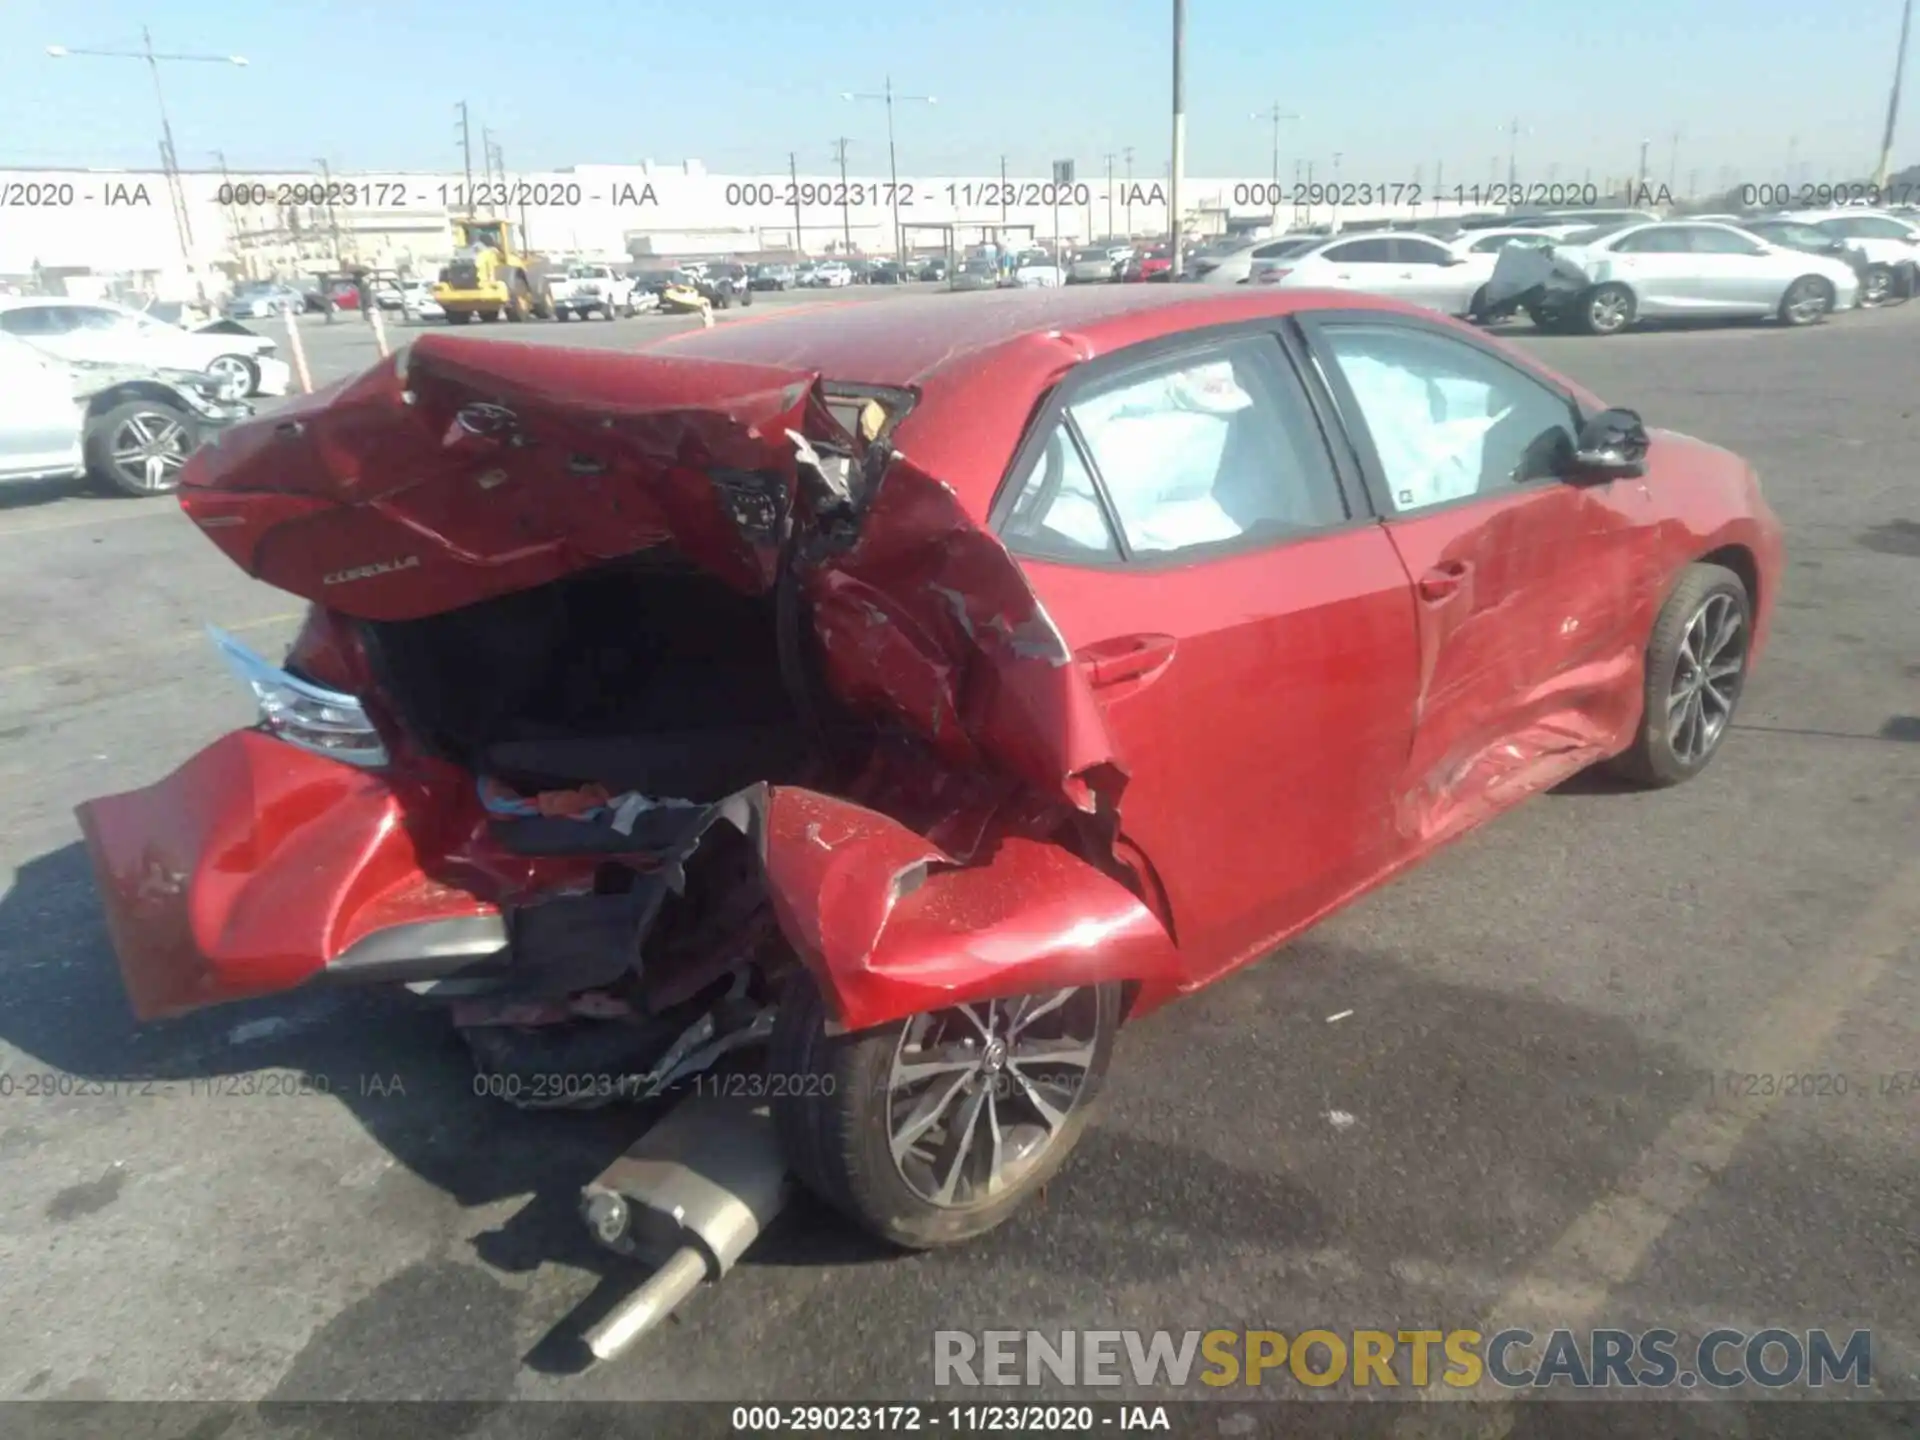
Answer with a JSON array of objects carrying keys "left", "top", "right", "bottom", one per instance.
[{"left": 83, "top": 295, "right": 1783, "bottom": 1031}]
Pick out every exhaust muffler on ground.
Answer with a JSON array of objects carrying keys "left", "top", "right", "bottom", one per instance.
[{"left": 578, "top": 1094, "right": 790, "bottom": 1361}]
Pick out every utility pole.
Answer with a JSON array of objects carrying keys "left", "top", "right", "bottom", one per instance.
[
  {"left": 1637, "top": 138, "right": 1651, "bottom": 194},
  {"left": 316, "top": 157, "right": 343, "bottom": 267},
  {"left": 1103, "top": 153, "right": 1116, "bottom": 238},
  {"left": 491, "top": 138, "right": 528, "bottom": 248},
  {"left": 1000, "top": 154, "right": 1009, "bottom": 228},
  {"left": 1505, "top": 117, "right": 1525, "bottom": 190},
  {"left": 1252, "top": 103, "right": 1300, "bottom": 227},
  {"left": 45, "top": 27, "right": 248, "bottom": 301},
  {"left": 832, "top": 138, "right": 853, "bottom": 252},
  {"left": 481, "top": 127, "right": 497, "bottom": 189},
  {"left": 1667, "top": 128, "right": 1682, "bottom": 190},
  {"left": 211, "top": 148, "right": 242, "bottom": 267},
  {"left": 789, "top": 151, "right": 804, "bottom": 254},
  {"left": 1123, "top": 146, "right": 1136, "bottom": 235},
  {"left": 1876, "top": 0, "right": 1915, "bottom": 187},
  {"left": 455, "top": 102, "right": 474, "bottom": 213},
  {"left": 842, "top": 77, "right": 935, "bottom": 263},
  {"left": 1169, "top": 0, "right": 1187, "bottom": 275}
]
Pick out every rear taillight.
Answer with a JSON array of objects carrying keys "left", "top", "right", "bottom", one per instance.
[{"left": 210, "top": 625, "right": 388, "bottom": 767}]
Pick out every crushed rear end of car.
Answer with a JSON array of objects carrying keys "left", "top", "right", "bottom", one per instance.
[{"left": 75, "top": 335, "right": 1181, "bottom": 1095}]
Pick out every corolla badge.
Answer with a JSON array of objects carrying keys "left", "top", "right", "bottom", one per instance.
[
  {"left": 323, "top": 555, "right": 421, "bottom": 586},
  {"left": 455, "top": 402, "right": 520, "bottom": 437}
]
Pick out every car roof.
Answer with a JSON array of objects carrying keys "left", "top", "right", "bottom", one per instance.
[{"left": 648, "top": 283, "right": 1423, "bottom": 387}]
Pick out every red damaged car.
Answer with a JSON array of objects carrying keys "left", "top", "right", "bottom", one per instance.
[{"left": 78, "top": 286, "right": 1781, "bottom": 1252}]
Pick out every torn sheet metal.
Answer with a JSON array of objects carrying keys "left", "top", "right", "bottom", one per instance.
[
  {"left": 804, "top": 457, "right": 1125, "bottom": 815},
  {"left": 1483, "top": 242, "right": 1603, "bottom": 310},
  {"left": 176, "top": 335, "right": 1126, "bottom": 816},
  {"left": 750, "top": 787, "right": 1181, "bottom": 1031}
]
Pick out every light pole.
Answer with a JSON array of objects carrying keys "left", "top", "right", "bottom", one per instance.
[
  {"left": 1504, "top": 117, "right": 1530, "bottom": 192},
  {"left": 843, "top": 78, "right": 935, "bottom": 263},
  {"left": 47, "top": 29, "right": 248, "bottom": 295},
  {"left": 1169, "top": 0, "right": 1187, "bottom": 276},
  {"left": 1252, "top": 103, "right": 1300, "bottom": 228},
  {"left": 1876, "top": 0, "right": 1915, "bottom": 187}
]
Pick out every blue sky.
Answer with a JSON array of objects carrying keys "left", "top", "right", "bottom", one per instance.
[{"left": 1, "top": 0, "right": 1910, "bottom": 188}]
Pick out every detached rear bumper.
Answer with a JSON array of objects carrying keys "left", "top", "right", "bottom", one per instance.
[{"left": 75, "top": 730, "right": 503, "bottom": 1021}]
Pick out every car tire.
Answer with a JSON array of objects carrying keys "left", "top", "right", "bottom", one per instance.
[
  {"left": 1605, "top": 562, "right": 1752, "bottom": 788},
  {"left": 770, "top": 970, "right": 1121, "bottom": 1250},
  {"left": 741, "top": 287, "right": 753, "bottom": 307},
  {"left": 1860, "top": 263, "right": 1893, "bottom": 306},
  {"left": 206, "top": 354, "right": 258, "bottom": 399},
  {"left": 85, "top": 398, "right": 197, "bottom": 498},
  {"left": 1777, "top": 275, "right": 1834, "bottom": 326},
  {"left": 1577, "top": 282, "right": 1636, "bottom": 336}
]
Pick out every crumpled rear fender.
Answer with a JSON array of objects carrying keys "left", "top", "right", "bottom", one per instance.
[{"left": 753, "top": 787, "right": 1182, "bottom": 1032}]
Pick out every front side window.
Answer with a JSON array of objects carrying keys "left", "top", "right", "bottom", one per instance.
[{"left": 1313, "top": 321, "right": 1579, "bottom": 515}]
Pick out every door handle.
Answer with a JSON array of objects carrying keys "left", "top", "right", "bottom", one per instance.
[
  {"left": 1076, "top": 633, "right": 1177, "bottom": 689},
  {"left": 1417, "top": 561, "right": 1473, "bottom": 602}
]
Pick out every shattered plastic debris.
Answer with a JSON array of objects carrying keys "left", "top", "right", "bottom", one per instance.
[
  {"left": 476, "top": 777, "right": 695, "bottom": 831},
  {"left": 610, "top": 791, "right": 699, "bottom": 836}
]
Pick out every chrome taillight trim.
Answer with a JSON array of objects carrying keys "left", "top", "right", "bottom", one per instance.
[{"left": 208, "top": 624, "right": 389, "bottom": 767}]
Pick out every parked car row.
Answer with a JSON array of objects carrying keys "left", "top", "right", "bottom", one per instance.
[{"left": 1142, "top": 206, "right": 1920, "bottom": 337}]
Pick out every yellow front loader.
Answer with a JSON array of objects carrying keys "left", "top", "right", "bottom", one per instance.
[{"left": 432, "top": 217, "right": 556, "bottom": 323}]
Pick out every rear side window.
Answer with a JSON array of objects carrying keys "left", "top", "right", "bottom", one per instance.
[
  {"left": 1000, "top": 336, "right": 1347, "bottom": 560},
  {"left": 1322, "top": 238, "right": 1393, "bottom": 263}
]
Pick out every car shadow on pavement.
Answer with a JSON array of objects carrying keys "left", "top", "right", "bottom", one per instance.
[
  {"left": 0, "top": 840, "right": 907, "bottom": 1373},
  {"left": 9, "top": 836, "right": 1892, "bottom": 1406}
]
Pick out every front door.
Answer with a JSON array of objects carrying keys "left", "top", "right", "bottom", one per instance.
[
  {"left": 993, "top": 326, "right": 1423, "bottom": 982},
  {"left": 1296, "top": 311, "right": 1654, "bottom": 843}
]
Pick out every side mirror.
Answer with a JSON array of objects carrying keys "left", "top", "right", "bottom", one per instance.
[{"left": 1570, "top": 407, "right": 1650, "bottom": 478}]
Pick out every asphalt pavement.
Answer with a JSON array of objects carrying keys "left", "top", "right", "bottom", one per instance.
[{"left": 0, "top": 285, "right": 1915, "bottom": 1414}]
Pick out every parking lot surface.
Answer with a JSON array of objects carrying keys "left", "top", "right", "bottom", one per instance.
[{"left": 0, "top": 288, "right": 1915, "bottom": 1407}]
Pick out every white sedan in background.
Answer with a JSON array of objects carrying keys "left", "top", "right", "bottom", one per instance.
[
  {"left": 1783, "top": 209, "right": 1920, "bottom": 304},
  {"left": 1249, "top": 231, "right": 1489, "bottom": 316},
  {"left": 1485, "top": 219, "right": 1861, "bottom": 334},
  {"left": 0, "top": 297, "right": 290, "bottom": 400},
  {"left": 810, "top": 262, "right": 854, "bottom": 288},
  {"left": 1014, "top": 255, "right": 1064, "bottom": 287}
]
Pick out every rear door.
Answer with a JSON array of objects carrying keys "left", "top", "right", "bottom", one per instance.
[
  {"left": 992, "top": 325, "right": 1423, "bottom": 984},
  {"left": 1391, "top": 235, "right": 1477, "bottom": 314},
  {"left": 1301, "top": 237, "right": 1400, "bottom": 297},
  {"left": 0, "top": 334, "right": 83, "bottom": 480},
  {"left": 1295, "top": 310, "right": 1657, "bottom": 842},
  {"left": 1678, "top": 224, "right": 1781, "bottom": 311},
  {"left": 1603, "top": 225, "right": 1706, "bottom": 312}
]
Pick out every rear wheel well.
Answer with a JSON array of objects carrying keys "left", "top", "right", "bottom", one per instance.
[{"left": 1697, "top": 542, "right": 1759, "bottom": 615}]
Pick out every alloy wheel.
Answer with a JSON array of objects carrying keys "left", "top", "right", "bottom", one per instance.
[
  {"left": 110, "top": 411, "right": 190, "bottom": 493},
  {"left": 1786, "top": 279, "right": 1831, "bottom": 324},
  {"left": 1589, "top": 291, "right": 1630, "bottom": 333},
  {"left": 1863, "top": 268, "right": 1891, "bottom": 305},
  {"left": 886, "top": 989, "right": 1103, "bottom": 1209},
  {"left": 1667, "top": 592, "right": 1746, "bottom": 765},
  {"left": 205, "top": 355, "right": 252, "bottom": 399}
]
